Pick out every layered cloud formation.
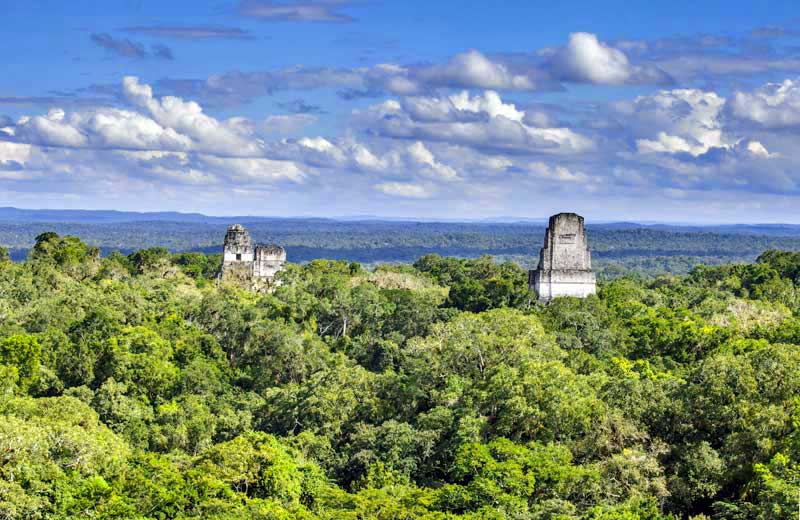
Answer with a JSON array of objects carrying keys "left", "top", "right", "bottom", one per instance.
[
  {"left": 4, "top": 27, "right": 800, "bottom": 219},
  {"left": 160, "top": 32, "right": 670, "bottom": 106}
]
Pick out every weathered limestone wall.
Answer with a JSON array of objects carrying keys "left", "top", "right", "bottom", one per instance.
[
  {"left": 253, "top": 245, "right": 287, "bottom": 280},
  {"left": 529, "top": 270, "right": 597, "bottom": 300},
  {"left": 224, "top": 250, "right": 254, "bottom": 263},
  {"left": 537, "top": 214, "right": 592, "bottom": 271},
  {"left": 530, "top": 213, "right": 597, "bottom": 303}
]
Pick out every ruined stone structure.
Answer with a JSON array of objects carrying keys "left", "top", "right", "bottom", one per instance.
[
  {"left": 529, "top": 213, "right": 596, "bottom": 303},
  {"left": 220, "top": 224, "right": 286, "bottom": 291}
]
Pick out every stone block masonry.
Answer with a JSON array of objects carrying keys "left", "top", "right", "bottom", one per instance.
[
  {"left": 529, "top": 213, "right": 597, "bottom": 303},
  {"left": 220, "top": 224, "right": 286, "bottom": 291}
]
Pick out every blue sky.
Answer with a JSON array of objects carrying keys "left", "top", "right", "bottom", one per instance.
[{"left": 3, "top": 1, "right": 800, "bottom": 222}]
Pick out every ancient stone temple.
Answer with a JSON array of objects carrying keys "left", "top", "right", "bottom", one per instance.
[
  {"left": 529, "top": 213, "right": 596, "bottom": 303},
  {"left": 220, "top": 224, "right": 286, "bottom": 291}
]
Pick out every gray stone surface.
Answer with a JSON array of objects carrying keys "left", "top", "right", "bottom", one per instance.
[
  {"left": 222, "top": 224, "right": 254, "bottom": 265},
  {"left": 529, "top": 213, "right": 597, "bottom": 302},
  {"left": 253, "top": 244, "right": 286, "bottom": 280},
  {"left": 220, "top": 224, "right": 286, "bottom": 291}
]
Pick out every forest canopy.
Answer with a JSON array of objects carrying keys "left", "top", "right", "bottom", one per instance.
[
  {"left": 4, "top": 218, "right": 800, "bottom": 278},
  {"left": 1, "top": 232, "right": 800, "bottom": 519}
]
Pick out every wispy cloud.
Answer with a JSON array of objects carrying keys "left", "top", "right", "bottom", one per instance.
[
  {"left": 239, "top": 0, "right": 356, "bottom": 23},
  {"left": 610, "top": 27, "right": 800, "bottom": 83},
  {"left": 122, "top": 25, "right": 255, "bottom": 40},
  {"left": 276, "top": 98, "right": 326, "bottom": 114},
  {"left": 152, "top": 43, "right": 174, "bottom": 60},
  {"left": 90, "top": 33, "right": 174, "bottom": 60},
  {"left": 90, "top": 33, "right": 147, "bottom": 58},
  {"left": 375, "top": 182, "right": 433, "bottom": 199},
  {"left": 0, "top": 94, "right": 114, "bottom": 107}
]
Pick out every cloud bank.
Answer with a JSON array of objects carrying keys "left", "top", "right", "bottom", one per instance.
[{"left": 5, "top": 23, "right": 800, "bottom": 219}]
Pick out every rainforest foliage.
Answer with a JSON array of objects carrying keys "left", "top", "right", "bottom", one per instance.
[
  {"left": 4, "top": 219, "right": 800, "bottom": 277},
  {"left": 1, "top": 233, "right": 800, "bottom": 519}
]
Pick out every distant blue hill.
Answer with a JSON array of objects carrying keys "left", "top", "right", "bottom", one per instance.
[
  {"left": 1, "top": 207, "right": 800, "bottom": 235},
  {"left": 0, "top": 207, "right": 217, "bottom": 224},
  {"left": 0, "top": 207, "right": 344, "bottom": 225}
]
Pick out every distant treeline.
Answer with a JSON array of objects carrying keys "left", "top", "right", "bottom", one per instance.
[{"left": 2, "top": 219, "right": 800, "bottom": 276}]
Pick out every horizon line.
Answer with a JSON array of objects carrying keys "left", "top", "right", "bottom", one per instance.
[{"left": 1, "top": 206, "right": 799, "bottom": 227}]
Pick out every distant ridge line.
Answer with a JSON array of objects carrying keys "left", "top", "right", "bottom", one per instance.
[{"left": 0, "top": 207, "right": 798, "bottom": 229}]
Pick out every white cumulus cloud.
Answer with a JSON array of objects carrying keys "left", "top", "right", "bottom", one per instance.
[
  {"left": 417, "top": 50, "right": 536, "bottom": 91},
  {"left": 548, "top": 32, "right": 670, "bottom": 85},
  {"left": 122, "top": 76, "right": 262, "bottom": 156},
  {"left": 406, "top": 141, "right": 459, "bottom": 180},
  {"left": 728, "top": 79, "right": 800, "bottom": 128},
  {"left": 615, "top": 89, "right": 728, "bottom": 156},
  {"left": 357, "top": 90, "right": 593, "bottom": 155}
]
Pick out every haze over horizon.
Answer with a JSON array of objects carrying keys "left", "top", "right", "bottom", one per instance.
[
  {"left": 5, "top": 205, "right": 800, "bottom": 227},
  {"left": 4, "top": 1, "right": 800, "bottom": 222}
]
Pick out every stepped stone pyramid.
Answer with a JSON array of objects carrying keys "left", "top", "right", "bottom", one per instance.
[{"left": 529, "top": 213, "right": 596, "bottom": 302}]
